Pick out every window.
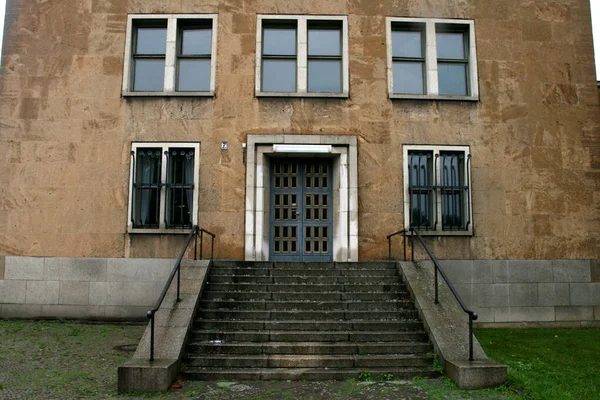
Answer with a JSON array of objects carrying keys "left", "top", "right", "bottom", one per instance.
[
  {"left": 256, "top": 15, "right": 349, "bottom": 97},
  {"left": 403, "top": 145, "right": 472, "bottom": 235},
  {"left": 387, "top": 18, "right": 478, "bottom": 100},
  {"left": 122, "top": 14, "right": 217, "bottom": 96},
  {"left": 128, "top": 143, "right": 200, "bottom": 233}
]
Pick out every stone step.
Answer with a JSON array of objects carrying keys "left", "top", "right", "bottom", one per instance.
[
  {"left": 195, "top": 309, "right": 418, "bottom": 321},
  {"left": 209, "top": 268, "right": 399, "bottom": 277},
  {"left": 202, "top": 291, "right": 408, "bottom": 301},
  {"left": 205, "top": 283, "right": 406, "bottom": 293},
  {"left": 195, "top": 320, "right": 422, "bottom": 332},
  {"left": 182, "top": 367, "right": 441, "bottom": 381},
  {"left": 184, "top": 354, "right": 433, "bottom": 368},
  {"left": 210, "top": 261, "right": 397, "bottom": 270},
  {"left": 199, "top": 299, "right": 415, "bottom": 311},
  {"left": 187, "top": 341, "right": 432, "bottom": 355},
  {"left": 190, "top": 330, "right": 429, "bottom": 343},
  {"left": 207, "top": 275, "right": 398, "bottom": 285}
]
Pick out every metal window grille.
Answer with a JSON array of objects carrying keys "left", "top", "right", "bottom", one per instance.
[
  {"left": 408, "top": 151, "right": 435, "bottom": 230},
  {"left": 165, "top": 148, "right": 195, "bottom": 229},
  {"left": 130, "top": 146, "right": 195, "bottom": 230},
  {"left": 132, "top": 148, "right": 162, "bottom": 228}
]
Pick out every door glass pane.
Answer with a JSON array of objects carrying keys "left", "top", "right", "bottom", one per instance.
[
  {"left": 136, "top": 27, "right": 167, "bottom": 55},
  {"left": 436, "top": 32, "right": 465, "bottom": 59},
  {"left": 181, "top": 28, "right": 212, "bottom": 55},
  {"left": 308, "top": 60, "right": 342, "bottom": 93},
  {"left": 393, "top": 61, "right": 424, "bottom": 94},
  {"left": 438, "top": 63, "right": 467, "bottom": 96},
  {"left": 178, "top": 59, "right": 211, "bottom": 91},
  {"left": 308, "top": 28, "right": 341, "bottom": 56},
  {"left": 262, "top": 59, "right": 296, "bottom": 92},
  {"left": 134, "top": 59, "right": 165, "bottom": 91},
  {"left": 392, "top": 30, "right": 422, "bottom": 58},
  {"left": 263, "top": 27, "right": 296, "bottom": 55}
]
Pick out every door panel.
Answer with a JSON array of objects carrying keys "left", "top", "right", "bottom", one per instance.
[{"left": 270, "top": 159, "right": 333, "bottom": 261}]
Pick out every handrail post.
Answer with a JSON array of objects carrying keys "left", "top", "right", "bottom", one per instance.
[
  {"left": 434, "top": 264, "right": 439, "bottom": 304},
  {"left": 176, "top": 266, "right": 181, "bottom": 302},
  {"left": 410, "top": 228, "right": 414, "bottom": 262},
  {"left": 194, "top": 229, "right": 198, "bottom": 260},
  {"left": 148, "top": 310, "right": 155, "bottom": 361},
  {"left": 211, "top": 236, "right": 214, "bottom": 261},
  {"left": 403, "top": 229, "right": 406, "bottom": 261},
  {"left": 469, "top": 313, "right": 474, "bottom": 361},
  {"left": 388, "top": 237, "right": 391, "bottom": 262},
  {"left": 200, "top": 231, "right": 204, "bottom": 259}
]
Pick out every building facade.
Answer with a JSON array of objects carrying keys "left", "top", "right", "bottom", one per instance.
[{"left": 0, "top": 0, "right": 598, "bottom": 324}]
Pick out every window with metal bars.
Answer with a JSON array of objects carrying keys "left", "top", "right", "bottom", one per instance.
[
  {"left": 404, "top": 146, "right": 472, "bottom": 235},
  {"left": 129, "top": 143, "right": 199, "bottom": 232}
]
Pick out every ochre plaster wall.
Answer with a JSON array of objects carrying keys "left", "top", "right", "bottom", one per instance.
[{"left": 0, "top": 0, "right": 598, "bottom": 260}]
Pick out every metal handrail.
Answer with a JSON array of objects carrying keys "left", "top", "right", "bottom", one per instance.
[
  {"left": 146, "top": 225, "right": 216, "bottom": 361},
  {"left": 387, "top": 227, "right": 478, "bottom": 361}
]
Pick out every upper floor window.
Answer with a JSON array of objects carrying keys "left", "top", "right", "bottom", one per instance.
[
  {"left": 122, "top": 14, "right": 218, "bottom": 97},
  {"left": 403, "top": 145, "right": 473, "bottom": 236},
  {"left": 255, "top": 15, "right": 349, "bottom": 98},
  {"left": 386, "top": 18, "right": 478, "bottom": 101},
  {"left": 128, "top": 143, "right": 200, "bottom": 233}
]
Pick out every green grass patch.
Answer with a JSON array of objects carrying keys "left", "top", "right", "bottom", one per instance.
[{"left": 476, "top": 328, "right": 600, "bottom": 400}]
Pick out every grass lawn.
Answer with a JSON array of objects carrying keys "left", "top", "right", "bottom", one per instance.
[{"left": 476, "top": 328, "right": 600, "bottom": 400}]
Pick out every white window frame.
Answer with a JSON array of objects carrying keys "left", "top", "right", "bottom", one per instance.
[
  {"left": 122, "top": 14, "right": 218, "bottom": 97},
  {"left": 403, "top": 145, "right": 473, "bottom": 236},
  {"left": 255, "top": 15, "right": 349, "bottom": 98},
  {"left": 386, "top": 18, "right": 479, "bottom": 101},
  {"left": 127, "top": 142, "right": 200, "bottom": 234}
]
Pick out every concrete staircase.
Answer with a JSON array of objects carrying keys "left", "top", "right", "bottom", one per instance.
[{"left": 181, "top": 261, "right": 440, "bottom": 381}]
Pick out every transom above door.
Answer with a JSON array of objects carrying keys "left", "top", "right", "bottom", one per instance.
[{"left": 270, "top": 158, "right": 333, "bottom": 261}]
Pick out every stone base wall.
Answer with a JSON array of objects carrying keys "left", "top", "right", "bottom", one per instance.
[
  {"left": 439, "top": 259, "right": 600, "bottom": 326},
  {"left": 0, "top": 256, "right": 174, "bottom": 321},
  {"left": 1, "top": 256, "right": 599, "bottom": 324}
]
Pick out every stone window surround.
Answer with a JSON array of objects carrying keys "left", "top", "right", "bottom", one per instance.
[
  {"left": 245, "top": 135, "right": 358, "bottom": 262},
  {"left": 255, "top": 15, "right": 350, "bottom": 98},
  {"left": 122, "top": 14, "right": 218, "bottom": 97},
  {"left": 127, "top": 142, "right": 200, "bottom": 234},
  {"left": 386, "top": 17, "right": 479, "bottom": 101},
  {"left": 403, "top": 144, "right": 473, "bottom": 236}
]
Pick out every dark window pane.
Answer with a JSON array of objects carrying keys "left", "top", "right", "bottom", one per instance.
[
  {"left": 438, "top": 63, "right": 467, "bottom": 96},
  {"left": 262, "top": 59, "right": 296, "bottom": 92},
  {"left": 393, "top": 61, "right": 424, "bottom": 94},
  {"left": 134, "top": 148, "right": 162, "bottom": 228},
  {"left": 440, "top": 152, "right": 465, "bottom": 230},
  {"left": 263, "top": 27, "right": 296, "bottom": 56},
  {"left": 308, "top": 28, "right": 341, "bottom": 56},
  {"left": 436, "top": 32, "right": 465, "bottom": 59},
  {"left": 136, "top": 27, "right": 167, "bottom": 55},
  {"left": 134, "top": 59, "right": 165, "bottom": 91},
  {"left": 408, "top": 152, "right": 433, "bottom": 229},
  {"left": 308, "top": 60, "right": 342, "bottom": 93},
  {"left": 167, "top": 148, "right": 195, "bottom": 228},
  {"left": 181, "top": 28, "right": 212, "bottom": 55},
  {"left": 392, "top": 30, "right": 422, "bottom": 58},
  {"left": 178, "top": 59, "right": 211, "bottom": 91}
]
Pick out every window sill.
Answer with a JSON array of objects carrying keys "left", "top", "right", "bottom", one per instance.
[
  {"left": 128, "top": 227, "right": 194, "bottom": 235},
  {"left": 407, "top": 229, "right": 473, "bottom": 237},
  {"left": 390, "top": 94, "right": 479, "bottom": 102},
  {"left": 123, "top": 91, "right": 215, "bottom": 98},
  {"left": 256, "top": 91, "right": 349, "bottom": 99}
]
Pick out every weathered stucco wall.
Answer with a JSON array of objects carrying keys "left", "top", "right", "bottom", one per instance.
[{"left": 0, "top": 0, "right": 598, "bottom": 261}]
